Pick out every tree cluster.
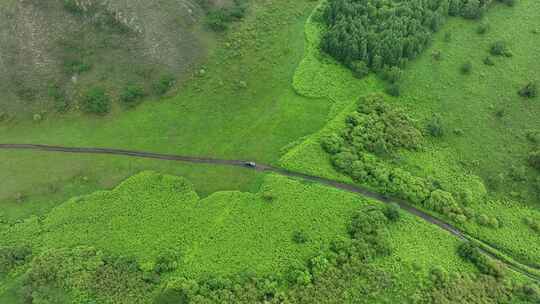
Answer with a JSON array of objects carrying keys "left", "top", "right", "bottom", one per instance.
[{"left": 457, "top": 242, "right": 505, "bottom": 278}]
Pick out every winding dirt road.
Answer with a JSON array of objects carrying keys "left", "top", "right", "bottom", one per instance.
[{"left": 1, "top": 143, "right": 539, "bottom": 281}]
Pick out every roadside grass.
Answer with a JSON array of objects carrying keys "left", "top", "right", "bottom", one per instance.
[
  {"left": 1, "top": 171, "right": 482, "bottom": 301},
  {"left": 0, "top": 0, "right": 330, "bottom": 222},
  {"left": 281, "top": 0, "right": 540, "bottom": 270}
]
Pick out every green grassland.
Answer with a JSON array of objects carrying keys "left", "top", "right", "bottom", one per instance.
[
  {"left": 0, "top": 0, "right": 332, "bottom": 223},
  {"left": 281, "top": 0, "right": 540, "bottom": 269},
  {"left": 1, "top": 171, "right": 491, "bottom": 302}
]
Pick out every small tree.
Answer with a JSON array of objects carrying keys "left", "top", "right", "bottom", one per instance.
[
  {"left": 80, "top": 87, "right": 110, "bottom": 114},
  {"left": 519, "top": 82, "right": 538, "bottom": 98},
  {"left": 383, "top": 203, "right": 401, "bottom": 222},
  {"left": 460, "top": 61, "right": 472, "bottom": 74}
]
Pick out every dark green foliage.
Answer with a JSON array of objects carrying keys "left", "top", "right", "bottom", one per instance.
[
  {"left": 519, "top": 82, "right": 538, "bottom": 98},
  {"left": 457, "top": 243, "right": 505, "bottom": 278},
  {"left": 529, "top": 150, "right": 540, "bottom": 170},
  {"left": 205, "top": 0, "right": 248, "bottom": 31},
  {"left": 292, "top": 230, "right": 309, "bottom": 244},
  {"left": 120, "top": 85, "right": 146, "bottom": 105},
  {"left": 321, "top": 0, "right": 448, "bottom": 74},
  {"left": 497, "top": 0, "right": 516, "bottom": 6},
  {"left": 80, "top": 87, "right": 111, "bottom": 114},
  {"left": 320, "top": 133, "right": 344, "bottom": 154},
  {"left": 0, "top": 245, "right": 32, "bottom": 274},
  {"left": 153, "top": 249, "right": 180, "bottom": 274},
  {"left": 152, "top": 74, "right": 176, "bottom": 96},
  {"left": 490, "top": 41, "right": 512, "bottom": 57},
  {"left": 462, "top": 0, "right": 485, "bottom": 19},
  {"left": 461, "top": 61, "right": 473, "bottom": 74},
  {"left": 427, "top": 114, "right": 444, "bottom": 137},
  {"left": 383, "top": 203, "right": 401, "bottom": 222}
]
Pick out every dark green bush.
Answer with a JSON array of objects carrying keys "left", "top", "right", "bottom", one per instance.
[
  {"left": 427, "top": 114, "right": 444, "bottom": 137},
  {"left": 461, "top": 61, "right": 473, "bottom": 74},
  {"left": 120, "top": 85, "right": 145, "bottom": 105},
  {"left": 153, "top": 74, "right": 176, "bottom": 96},
  {"left": 80, "top": 87, "right": 111, "bottom": 114},
  {"left": 528, "top": 150, "right": 540, "bottom": 170},
  {"left": 292, "top": 230, "right": 309, "bottom": 244},
  {"left": 490, "top": 41, "right": 512, "bottom": 57},
  {"left": 383, "top": 203, "right": 401, "bottom": 222},
  {"left": 518, "top": 82, "right": 538, "bottom": 98}
]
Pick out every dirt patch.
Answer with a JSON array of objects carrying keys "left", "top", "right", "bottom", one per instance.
[{"left": 0, "top": 0, "right": 214, "bottom": 117}]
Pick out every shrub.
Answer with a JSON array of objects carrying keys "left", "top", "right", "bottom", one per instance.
[
  {"left": 320, "top": 133, "right": 344, "bottom": 154},
  {"left": 292, "top": 230, "right": 309, "bottom": 244},
  {"left": 528, "top": 150, "right": 540, "bottom": 170},
  {"left": 462, "top": 0, "right": 484, "bottom": 19},
  {"left": 427, "top": 114, "right": 444, "bottom": 137},
  {"left": 490, "top": 41, "right": 512, "bottom": 57},
  {"left": 461, "top": 61, "right": 472, "bottom": 74},
  {"left": 80, "top": 87, "right": 110, "bottom": 114},
  {"left": 518, "top": 82, "right": 538, "bottom": 98},
  {"left": 120, "top": 85, "right": 145, "bottom": 105},
  {"left": 153, "top": 74, "right": 176, "bottom": 96},
  {"left": 383, "top": 203, "right": 401, "bottom": 222}
]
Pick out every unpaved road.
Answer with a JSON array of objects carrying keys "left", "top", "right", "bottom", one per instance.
[{"left": 1, "top": 143, "right": 539, "bottom": 281}]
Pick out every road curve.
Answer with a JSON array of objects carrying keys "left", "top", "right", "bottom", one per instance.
[{"left": 1, "top": 143, "right": 539, "bottom": 281}]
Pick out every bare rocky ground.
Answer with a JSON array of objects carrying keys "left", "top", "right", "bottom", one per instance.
[{"left": 0, "top": 0, "right": 215, "bottom": 117}]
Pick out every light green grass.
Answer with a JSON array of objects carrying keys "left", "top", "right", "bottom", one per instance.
[{"left": 281, "top": 0, "right": 540, "bottom": 269}]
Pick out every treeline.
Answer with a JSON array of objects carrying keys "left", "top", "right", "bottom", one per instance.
[
  {"left": 321, "top": 0, "right": 516, "bottom": 76},
  {"left": 321, "top": 94, "right": 500, "bottom": 227}
]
